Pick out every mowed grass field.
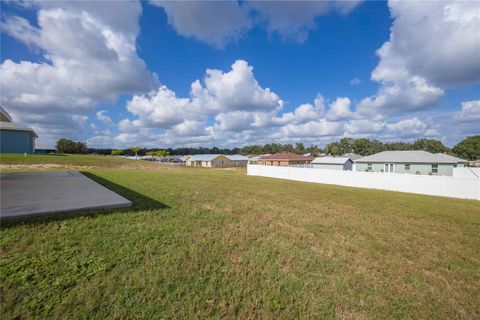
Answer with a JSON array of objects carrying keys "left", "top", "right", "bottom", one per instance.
[{"left": 1, "top": 154, "right": 479, "bottom": 319}]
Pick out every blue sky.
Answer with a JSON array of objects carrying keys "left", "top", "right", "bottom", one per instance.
[{"left": 1, "top": 1, "right": 479, "bottom": 148}]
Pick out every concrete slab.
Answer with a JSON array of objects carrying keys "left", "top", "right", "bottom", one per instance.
[{"left": 1, "top": 171, "right": 132, "bottom": 219}]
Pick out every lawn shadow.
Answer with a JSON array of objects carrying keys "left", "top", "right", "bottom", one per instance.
[
  {"left": 81, "top": 172, "right": 170, "bottom": 212},
  {"left": 1, "top": 172, "right": 170, "bottom": 228}
]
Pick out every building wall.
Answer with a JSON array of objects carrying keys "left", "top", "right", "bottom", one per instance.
[
  {"left": 0, "top": 130, "right": 35, "bottom": 153},
  {"left": 211, "top": 156, "right": 234, "bottom": 167},
  {"left": 356, "top": 162, "right": 455, "bottom": 176},
  {"left": 344, "top": 161, "right": 353, "bottom": 171},
  {"left": 230, "top": 160, "right": 248, "bottom": 167},
  {"left": 311, "top": 163, "right": 345, "bottom": 170},
  {"left": 356, "top": 163, "right": 384, "bottom": 172}
]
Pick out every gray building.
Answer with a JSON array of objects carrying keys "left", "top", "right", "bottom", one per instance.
[
  {"left": 311, "top": 156, "right": 354, "bottom": 170},
  {"left": 1, "top": 107, "right": 38, "bottom": 154},
  {"left": 34, "top": 143, "right": 57, "bottom": 154},
  {"left": 356, "top": 150, "right": 467, "bottom": 176}
]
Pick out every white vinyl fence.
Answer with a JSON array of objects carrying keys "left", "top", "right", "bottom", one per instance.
[{"left": 247, "top": 165, "right": 480, "bottom": 200}]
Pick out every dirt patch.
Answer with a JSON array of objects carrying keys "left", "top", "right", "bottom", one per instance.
[{"left": 0, "top": 163, "right": 180, "bottom": 171}]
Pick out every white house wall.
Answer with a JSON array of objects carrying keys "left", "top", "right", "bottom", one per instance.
[{"left": 311, "top": 163, "right": 345, "bottom": 170}]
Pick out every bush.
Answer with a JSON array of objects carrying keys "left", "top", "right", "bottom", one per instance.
[{"left": 111, "top": 150, "right": 123, "bottom": 156}]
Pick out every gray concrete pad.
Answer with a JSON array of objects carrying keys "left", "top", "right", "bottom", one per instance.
[{"left": 1, "top": 171, "right": 132, "bottom": 219}]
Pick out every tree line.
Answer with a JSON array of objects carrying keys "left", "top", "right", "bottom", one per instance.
[{"left": 55, "top": 135, "right": 480, "bottom": 161}]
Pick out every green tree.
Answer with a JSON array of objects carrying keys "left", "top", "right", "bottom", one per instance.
[
  {"left": 384, "top": 141, "right": 412, "bottom": 151},
  {"left": 352, "top": 138, "right": 370, "bottom": 155},
  {"left": 326, "top": 144, "right": 342, "bottom": 156},
  {"left": 294, "top": 143, "right": 305, "bottom": 154},
  {"left": 146, "top": 151, "right": 156, "bottom": 160},
  {"left": 155, "top": 150, "right": 170, "bottom": 157},
  {"left": 306, "top": 145, "right": 321, "bottom": 157},
  {"left": 339, "top": 137, "right": 353, "bottom": 154},
  {"left": 131, "top": 146, "right": 141, "bottom": 158},
  {"left": 111, "top": 150, "right": 123, "bottom": 156},
  {"left": 452, "top": 136, "right": 480, "bottom": 161},
  {"left": 56, "top": 138, "right": 87, "bottom": 154},
  {"left": 412, "top": 139, "right": 449, "bottom": 153}
]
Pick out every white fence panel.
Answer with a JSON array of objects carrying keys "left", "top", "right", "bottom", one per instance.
[{"left": 247, "top": 165, "right": 480, "bottom": 200}]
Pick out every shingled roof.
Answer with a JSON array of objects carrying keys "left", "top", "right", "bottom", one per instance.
[{"left": 259, "top": 152, "right": 313, "bottom": 161}]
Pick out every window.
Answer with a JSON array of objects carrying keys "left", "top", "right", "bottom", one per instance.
[
  {"left": 453, "top": 164, "right": 457, "bottom": 168},
  {"left": 367, "top": 163, "right": 372, "bottom": 171},
  {"left": 431, "top": 164, "right": 438, "bottom": 174},
  {"left": 270, "top": 161, "right": 273, "bottom": 165},
  {"left": 404, "top": 164, "right": 410, "bottom": 171}
]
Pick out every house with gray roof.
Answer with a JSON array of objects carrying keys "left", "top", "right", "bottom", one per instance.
[
  {"left": 1, "top": 107, "right": 38, "bottom": 154},
  {"left": 311, "top": 156, "right": 354, "bottom": 170},
  {"left": 225, "top": 154, "right": 248, "bottom": 166},
  {"left": 342, "top": 153, "right": 363, "bottom": 161},
  {"left": 34, "top": 143, "right": 57, "bottom": 154},
  {"left": 355, "top": 150, "right": 467, "bottom": 176}
]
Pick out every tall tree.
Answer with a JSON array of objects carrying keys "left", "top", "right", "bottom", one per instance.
[
  {"left": 339, "top": 137, "right": 354, "bottom": 154},
  {"left": 155, "top": 150, "right": 170, "bottom": 160},
  {"left": 295, "top": 143, "right": 305, "bottom": 154},
  {"left": 325, "top": 143, "right": 342, "bottom": 156},
  {"left": 452, "top": 136, "right": 480, "bottom": 161},
  {"left": 412, "top": 139, "right": 449, "bottom": 153},
  {"left": 56, "top": 138, "right": 87, "bottom": 154},
  {"left": 130, "top": 146, "right": 141, "bottom": 159},
  {"left": 352, "top": 138, "right": 371, "bottom": 156}
]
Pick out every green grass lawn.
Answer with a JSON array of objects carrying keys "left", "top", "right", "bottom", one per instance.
[{"left": 1, "top": 155, "right": 479, "bottom": 319}]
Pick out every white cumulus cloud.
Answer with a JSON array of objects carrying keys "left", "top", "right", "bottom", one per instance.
[
  {"left": 150, "top": 0, "right": 363, "bottom": 46},
  {"left": 455, "top": 100, "right": 480, "bottom": 122},
  {"left": 327, "top": 97, "right": 353, "bottom": 121},
  {"left": 359, "top": 0, "right": 480, "bottom": 115},
  {"left": 0, "top": 1, "right": 158, "bottom": 143},
  {"left": 96, "top": 110, "right": 114, "bottom": 126},
  {"left": 150, "top": 0, "right": 252, "bottom": 48}
]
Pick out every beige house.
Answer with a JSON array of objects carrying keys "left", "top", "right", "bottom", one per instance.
[
  {"left": 225, "top": 154, "right": 248, "bottom": 166},
  {"left": 185, "top": 154, "right": 234, "bottom": 168}
]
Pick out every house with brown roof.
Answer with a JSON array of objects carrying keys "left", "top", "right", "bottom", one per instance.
[{"left": 258, "top": 152, "right": 313, "bottom": 166}]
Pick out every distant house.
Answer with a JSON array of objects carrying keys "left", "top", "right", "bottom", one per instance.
[
  {"left": 34, "top": 143, "right": 57, "bottom": 154},
  {"left": 355, "top": 150, "right": 467, "bottom": 176},
  {"left": 311, "top": 156, "right": 354, "bottom": 170},
  {"left": 185, "top": 154, "right": 234, "bottom": 168},
  {"left": 258, "top": 152, "right": 313, "bottom": 166},
  {"left": 247, "top": 154, "right": 270, "bottom": 164},
  {"left": 225, "top": 154, "right": 249, "bottom": 166},
  {"left": 0, "top": 107, "right": 38, "bottom": 154},
  {"left": 178, "top": 155, "right": 189, "bottom": 163}
]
